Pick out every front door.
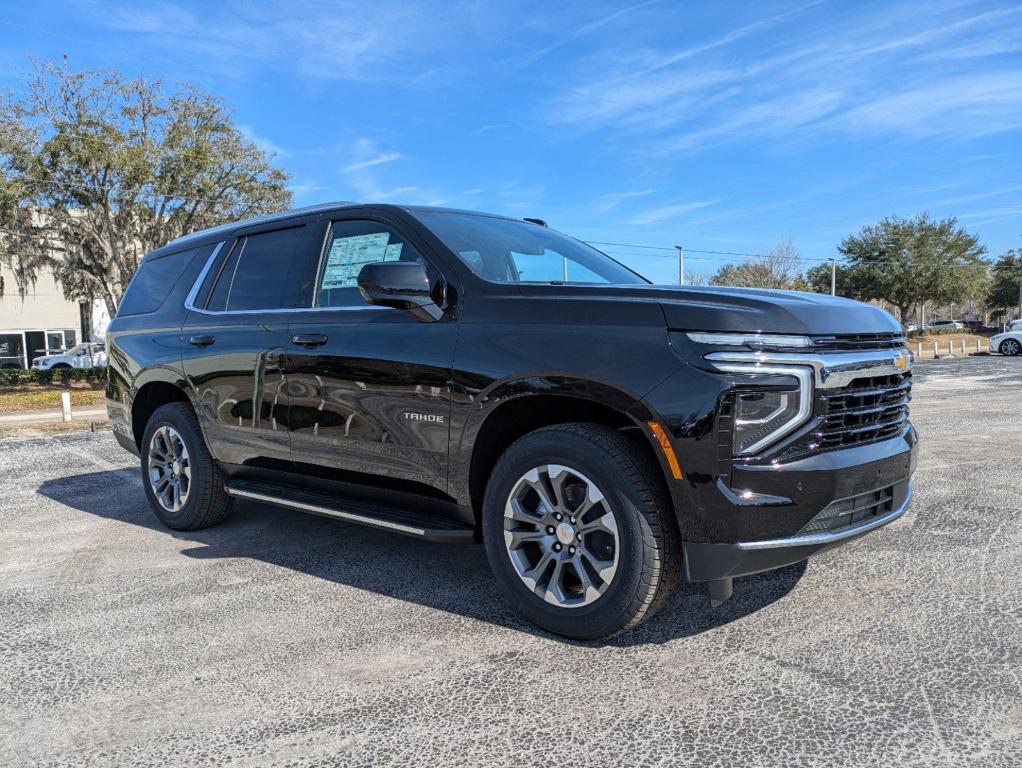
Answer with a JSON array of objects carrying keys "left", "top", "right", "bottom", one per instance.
[
  {"left": 285, "top": 216, "right": 459, "bottom": 497},
  {"left": 182, "top": 220, "right": 314, "bottom": 469}
]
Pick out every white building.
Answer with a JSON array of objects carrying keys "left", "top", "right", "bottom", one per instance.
[{"left": 0, "top": 264, "right": 110, "bottom": 369}]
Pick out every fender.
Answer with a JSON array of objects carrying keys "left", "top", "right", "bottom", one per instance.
[{"left": 448, "top": 372, "right": 675, "bottom": 508}]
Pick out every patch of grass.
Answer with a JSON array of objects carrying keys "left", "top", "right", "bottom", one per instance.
[
  {"left": 0, "top": 420, "right": 110, "bottom": 440},
  {"left": 0, "top": 388, "right": 106, "bottom": 414}
]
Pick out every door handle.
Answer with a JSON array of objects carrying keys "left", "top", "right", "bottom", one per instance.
[
  {"left": 189, "top": 335, "right": 215, "bottom": 348},
  {"left": 291, "top": 333, "right": 328, "bottom": 348}
]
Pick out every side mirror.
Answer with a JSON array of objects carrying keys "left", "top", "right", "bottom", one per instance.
[{"left": 357, "top": 261, "right": 446, "bottom": 322}]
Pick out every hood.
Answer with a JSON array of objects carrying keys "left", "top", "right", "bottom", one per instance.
[{"left": 586, "top": 284, "right": 900, "bottom": 335}]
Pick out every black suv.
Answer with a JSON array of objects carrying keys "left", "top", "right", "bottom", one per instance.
[{"left": 107, "top": 203, "right": 917, "bottom": 639}]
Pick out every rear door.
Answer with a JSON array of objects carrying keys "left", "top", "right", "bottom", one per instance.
[
  {"left": 285, "top": 213, "right": 459, "bottom": 497},
  {"left": 182, "top": 219, "right": 315, "bottom": 469}
]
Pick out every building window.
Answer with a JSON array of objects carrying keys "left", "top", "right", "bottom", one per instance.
[{"left": 0, "top": 333, "right": 26, "bottom": 369}]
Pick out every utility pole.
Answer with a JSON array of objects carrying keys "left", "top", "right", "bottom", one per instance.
[
  {"left": 675, "top": 245, "right": 684, "bottom": 285},
  {"left": 830, "top": 258, "right": 836, "bottom": 296}
]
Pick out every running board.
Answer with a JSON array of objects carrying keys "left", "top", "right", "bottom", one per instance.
[{"left": 225, "top": 480, "right": 476, "bottom": 544}]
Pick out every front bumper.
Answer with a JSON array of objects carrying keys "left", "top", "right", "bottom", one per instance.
[
  {"left": 642, "top": 341, "right": 919, "bottom": 582},
  {"left": 684, "top": 476, "right": 912, "bottom": 582}
]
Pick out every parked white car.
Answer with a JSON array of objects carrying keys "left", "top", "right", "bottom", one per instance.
[
  {"left": 989, "top": 331, "right": 1022, "bottom": 357},
  {"left": 927, "top": 320, "right": 963, "bottom": 330},
  {"left": 1008, "top": 319, "right": 1022, "bottom": 332},
  {"left": 31, "top": 342, "right": 107, "bottom": 371}
]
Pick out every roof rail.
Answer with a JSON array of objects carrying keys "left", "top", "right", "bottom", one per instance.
[{"left": 523, "top": 217, "right": 548, "bottom": 227}]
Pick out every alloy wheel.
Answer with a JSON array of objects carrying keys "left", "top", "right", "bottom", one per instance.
[
  {"left": 1002, "top": 339, "right": 1021, "bottom": 356},
  {"left": 503, "top": 464, "right": 619, "bottom": 608},
  {"left": 147, "top": 425, "right": 191, "bottom": 512}
]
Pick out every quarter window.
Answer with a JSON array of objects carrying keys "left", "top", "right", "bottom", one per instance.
[
  {"left": 314, "top": 220, "right": 425, "bottom": 308},
  {"left": 119, "top": 245, "right": 213, "bottom": 316}
]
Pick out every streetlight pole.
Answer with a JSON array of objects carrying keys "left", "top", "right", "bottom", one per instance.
[
  {"left": 675, "top": 245, "right": 684, "bottom": 286},
  {"left": 830, "top": 258, "right": 836, "bottom": 296}
]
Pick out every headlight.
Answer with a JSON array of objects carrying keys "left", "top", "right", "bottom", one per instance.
[{"left": 716, "top": 364, "right": 813, "bottom": 455}]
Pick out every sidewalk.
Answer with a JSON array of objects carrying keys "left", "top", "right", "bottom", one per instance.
[{"left": 0, "top": 406, "right": 107, "bottom": 425}]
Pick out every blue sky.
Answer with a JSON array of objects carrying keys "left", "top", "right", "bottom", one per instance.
[{"left": 1, "top": 0, "right": 1020, "bottom": 282}]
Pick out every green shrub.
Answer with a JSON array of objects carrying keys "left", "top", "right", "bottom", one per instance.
[{"left": 0, "top": 366, "right": 108, "bottom": 387}]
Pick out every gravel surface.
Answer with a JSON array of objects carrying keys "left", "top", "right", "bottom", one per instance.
[{"left": 2, "top": 356, "right": 1020, "bottom": 767}]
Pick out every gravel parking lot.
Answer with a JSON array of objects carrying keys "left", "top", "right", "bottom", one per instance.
[{"left": 2, "top": 356, "right": 1020, "bottom": 767}]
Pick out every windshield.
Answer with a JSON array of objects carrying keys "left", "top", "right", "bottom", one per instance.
[{"left": 418, "top": 212, "right": 648, "bottom": 285}]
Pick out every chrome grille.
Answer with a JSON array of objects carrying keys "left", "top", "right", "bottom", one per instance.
[
  {"left": 776, "top": 372, "right": 911, "bottom": 460},
  {"left": 810, "top": 333, "right": 907, "bottom": 351},
  {"left": 817, "top": 372, "right": 911, "bottom": 450}
]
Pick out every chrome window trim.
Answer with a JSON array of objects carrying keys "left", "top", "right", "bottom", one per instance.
[
  {"left": 183, "top": 241, "right": 225, "bottom": 311},
  {"left": 737, "top": 484, "right": 912, "bottom": 550},
  {"left": 183, "top": 239, "right": 388, "bottom": 316},
  {"left": 705, "top": 348, "right": 911, "bottom": 389},
  {"left": 714, "top": 363, "right": 814, "bottom": 456}
]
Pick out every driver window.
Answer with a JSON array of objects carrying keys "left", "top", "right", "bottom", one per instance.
[{"left": 314, "top": 220, "right": 425, "bottom": 308}]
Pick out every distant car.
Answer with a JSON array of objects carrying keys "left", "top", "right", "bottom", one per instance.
[
  {"left": 904, "top": 323, "right": 920, "bottom": 332},
  {"left": 960, "top": 320, "right": 985, "bottom": 332},
  {"left": 927, "top": 320, "right": 963, "bottom": 330},
  {"left": 989, "top": 331, "right": 1022, "bottom": 356},
  {"left": 1008, "top": 319, "right": 1022, "bottom": 332},
  {"left": 31, "top": 342, "right": 107, "bottom": 371}
]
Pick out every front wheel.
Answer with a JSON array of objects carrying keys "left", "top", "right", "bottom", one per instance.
[
  {"left": 140, "top": 402, "right": 231, "bottom": 530},
  {"left": 482, "top": 423, "right": 681, "bottom": 640},
  {"left": 1000, "top": 338, "right": 1021, "bottom": 356}
]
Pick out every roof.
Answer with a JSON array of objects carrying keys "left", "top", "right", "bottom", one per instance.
[{"left": 149, "top": 201, "right": 531, "bottom": 259}]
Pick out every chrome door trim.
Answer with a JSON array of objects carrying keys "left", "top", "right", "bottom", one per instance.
[{"left": 225, "top": 486, "right": 430, "bottom": 536}]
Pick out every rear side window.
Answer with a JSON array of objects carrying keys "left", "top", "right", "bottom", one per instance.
[
  {"left": 206, "top": 226, "right": 306, "bottom": 311},
  {"left": 118, "top": 245, "right": 212, "bottom": 316}
]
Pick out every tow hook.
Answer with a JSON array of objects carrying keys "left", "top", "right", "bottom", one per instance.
[{"left": 708, "top": 577, "right": 733, "bottom": 607}]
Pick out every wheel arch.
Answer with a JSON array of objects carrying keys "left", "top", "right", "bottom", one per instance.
[
  {"left": 458, "top": 375, "right": 672, "bottom": 524},
  {"left": 131, "top": 377, "right": 193, "bottom": 449}
]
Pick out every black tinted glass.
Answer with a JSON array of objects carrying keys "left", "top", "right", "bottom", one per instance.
[
  {"left": 118, "top": 245, "right": 213, "bottom": 316},
  {"left": 221, "top": 226, "right": 306, "bottom": 311}
]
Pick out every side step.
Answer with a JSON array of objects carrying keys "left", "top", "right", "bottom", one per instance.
[{"left": 225, "top": 480, "right": 476, "bottom": 544}]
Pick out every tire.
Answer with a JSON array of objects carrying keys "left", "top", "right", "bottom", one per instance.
[
  {"left": 140, "top": 402, "right": 231, "bottom": 531},
  {"left": 482, "top": 423, "right": 681, "bottom": 640},
  {"left": 1000, "top": 339, "right": 1021, "bottom": 356}
]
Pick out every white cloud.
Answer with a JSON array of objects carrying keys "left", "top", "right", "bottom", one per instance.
[
  {"left": 529, "top": 0, "right": 1022, "bottom": 177},
  {"left": 595, "top": 189, "right": 655, "bottom": 211},
  {"left": 617, "top": 1, "right": 822, "bottom": 80},
  {"left": 836, "top": 71, "right": 1022, "bottom": 137},
  {"left": 627, "top": 200, "right": 718, "bottom": 225},
  {"left": 342, "top": 152, "right": 401, "bottom": 173}
]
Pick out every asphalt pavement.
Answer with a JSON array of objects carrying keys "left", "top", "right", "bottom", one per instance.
[{"left": 1, "top": 356, "right": 1020, "bottom": 767}]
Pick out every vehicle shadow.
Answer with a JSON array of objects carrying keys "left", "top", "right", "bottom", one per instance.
[{"left": 37, "top": 469, "right": 806, "bottom": 647}]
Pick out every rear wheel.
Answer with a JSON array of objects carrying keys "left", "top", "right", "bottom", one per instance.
[
  {"left": 482, "top": 423, "right": 681, "bottom": 640},
  {"left": 140, "top": 402, "right": 231, "bottom": 530},
  {"left": 1000, "top": 338, "right": 1021, "bottom": 356}
]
